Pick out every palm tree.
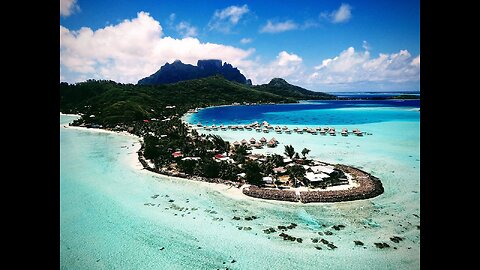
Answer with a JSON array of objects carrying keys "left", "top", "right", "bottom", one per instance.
[
  {"left": 284, "top": 145, "right": 295, "bottom": 159},
  {"left": 287, "top": 164, "right": 306, "bottom": 187},
  {"left": 244, "top": 160, "right": 263, "bottom": 186},
  {"left": 301, "top": 148, "right": 310, "bottom": 159},
  {"left": 232, "top": 145, "right": 248, "bottom": 164},
  {"left": 270, "top": 154, "right": 285, "bottom": 167}
]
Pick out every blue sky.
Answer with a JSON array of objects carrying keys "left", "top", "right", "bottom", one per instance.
[{"left": 60, "top": 0, "right": 420, "bottom": 92}]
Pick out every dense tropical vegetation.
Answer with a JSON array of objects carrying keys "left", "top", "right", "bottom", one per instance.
[{"left": 60, "top": 75, "right": 344, "bottom": 188}]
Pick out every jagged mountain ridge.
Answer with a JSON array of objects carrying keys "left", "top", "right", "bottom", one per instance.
[{"left": 138, "top": 59, "right": 250, "bottom": 85}]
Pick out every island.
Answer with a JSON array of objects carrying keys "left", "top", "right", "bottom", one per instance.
[{"left": 60, "top": 61, "right": 383, "bottom": 203}]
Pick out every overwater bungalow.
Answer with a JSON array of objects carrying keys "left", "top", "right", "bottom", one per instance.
[
  {"left": 285, "top": 130, "right": 292, "bottom": 134},
  {"left": 221, "top": 126, "right": 227, "bottom": 131},
  {"left": 267, "top": 140, "right": 277, "bottom": 148},
  {"left": 329, "top": 130, "right": 336, "bottom": 136},
  {"left": 254, "top": 142, "right": 263, "bottom": 149},
  {"left": 297, "top": 130, "right": 304, "bottom": 134},
  {"left": 249, "top": 138, "right": 256, "bottom": 144},
  {"left": 246, "top": 127, "right": 252, "bottom": 131},
  {"left": 238, "top": 126, "right": 244, "bottom": 131},
  {"left": 233, "top": 141, "right": 241, "bottom": 146},
  {"left": 341, "top": 128, "right": 348, "bottom": 136},
  {"left": 262, "top": 121, "right": 269, "bottom": 126},
  {"left": 263, "top": 128, "right": 269, "bottom": 133},
  {"left": 212, "top": 125, "right": 218, "bottom": 131},
  {"left": 204, "top": 126, "right": 211, "bottom": 131},
  {"left": 255, "top": 128, "right": 262, "bottom": 132},
  {"left": 196, "top": 122, "right": 202, "bottom": 127},
  {"left": 275, "top": 129, "right": 282, "bottom": 134},
  {"left": 320, "top": 128, "right": 326, "bottom": 135},
  {"left": 282, "top": 126, "right": 288, "bottom": 130},
  {"left": 311, "top": 130, "right": 318, "bottom": 135},
  {"left": 241, "top": 139, "right": 248, "bottom": 145},
  {"left": 260, "top": 137, "right": 267, "bottom": 144}
]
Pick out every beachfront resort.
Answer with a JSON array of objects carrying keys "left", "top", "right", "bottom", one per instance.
[{"left": 119, "top": 111, "right": 383, "bottom": 203}]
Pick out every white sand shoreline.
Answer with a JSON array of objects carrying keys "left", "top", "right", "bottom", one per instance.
[{"left": 62, "top": 112, "right": 365, "bottom": 205}]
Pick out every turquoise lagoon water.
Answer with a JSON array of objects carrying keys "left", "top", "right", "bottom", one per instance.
[{"left": 60, "top": 99, "right": 420, "bottom": 270}]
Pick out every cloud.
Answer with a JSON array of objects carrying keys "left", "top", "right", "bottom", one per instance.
[
  {"left": 60, "top": 12, "right": 255, "bottom": 83},
  {"left": 240, "top": 38, "right": 252, "bottom": 44},
  {"left": 176, "top": 21, "right": 198, "bottom": 37},
  {"left": 320, "top": 3, "right": 352, "bottom": 24},
  {"left": 60, "top": 0, "right": 80, "bottom": 17},
  {"left": 308, "top": 46, "right": 420, "bottom": 85},
  {"left": 242, "top": 51, "right": 304, "bottom": 85},
  {"left": 411, "top": 55, "right": 420, "bottom": 67},
  {"left": 208, "top": 4, "right": 249, "bottom": 33},
  {"left": 300, "top": 20, "right": 320, "bottom": 30},
  {"left": 260, "top": 20, "right": 298, "bottom": 33},
  {"left": 362, "top": 40, "right": 370, "bottom": 51}
]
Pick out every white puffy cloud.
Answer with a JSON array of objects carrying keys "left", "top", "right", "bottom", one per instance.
[
  {"left": 60, "top": 12, "right": 255, "bottom": 83},
  {"left": 411, "top": 55, "right": 420, "bottom": 67},
  {"left": 240, "top": 38, "right": 252, "bottom": 44},
  {"left": 332, "top": 3, "right": 352, "bottom": 23},
  {"left": 208, "top": 4, "right": 249, "bottom": 33},
  {"left": 260, "top": 20, "right": 298, "bottom": 33},
  {"left": 60, "top": 0, "right": 80, "bottom": 17},
  {"left": 241, "top": 51, "right": 304, "bottom": 84},
  {"left": 308, "top": 47, "right": 420, "bottom": 85},
  {"left": 277, "top": 51, "right": 302, "bottom": 66},
  {"left": 320, "top": 3, "right": 352, "bottom": 24},
  {"left": 175, "top": 21, "right": 198, "bottom": 37}
]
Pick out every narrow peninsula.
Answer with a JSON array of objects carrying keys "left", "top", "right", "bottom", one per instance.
[{"left": 60, "top": 60, "right": 383, "bottom": 203}]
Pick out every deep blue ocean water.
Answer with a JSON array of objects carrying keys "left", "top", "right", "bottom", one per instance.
[
  {"left": 190, "top": 100, "right": 420, "bottom": 126},
  {"left": 330, "top": 92, "right": 420, "bottom": 99}
]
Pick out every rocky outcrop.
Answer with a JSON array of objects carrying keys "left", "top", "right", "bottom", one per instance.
[
  {"left": 138, "top": 59, "right": 248, "bottom": 85},
  {"left": 242, "top": 186, "right": 299, "bottom": 202}
]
